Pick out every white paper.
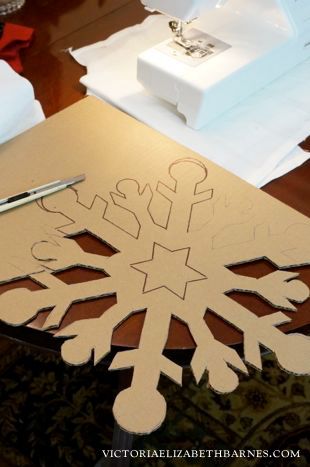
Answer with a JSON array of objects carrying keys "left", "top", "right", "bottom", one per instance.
[
  {"left": 258, "top": 146, "right": 309, "bottom": 187},
  {"left": 0, "top": 60, "right": 45, "bottom": 144},
  {"left": 71, "top": 15, "right": 310, "bottom": 187}
]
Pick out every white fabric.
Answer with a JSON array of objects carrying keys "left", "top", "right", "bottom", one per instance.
[
  {"left": 258, "top": 146, "right": 309, "bottom": 187},
  {"left": 0, "top": 60, "right": 45, "bottom": 144},
  {"left": 71, "top": 15, "right": 309, "bottom": 187}
]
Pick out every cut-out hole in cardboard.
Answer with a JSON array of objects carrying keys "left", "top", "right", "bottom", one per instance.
[
  {"left": 228, "top": 259, "right": 277, "bottom": 279},
  {"left": 53, "top": 266, "right": 109, "bottom": 285},
  {"left": 60, "top": 295, "right": 117, "bottom": 330},
  {"left": 112, "top": 310, "right": 146, "bottom": 349},
  {"left": 0, "top": 277, "right": 46, "bottom": 295},
  {"left": 71, "top": 231, "right": 118, "bottom": 257}
]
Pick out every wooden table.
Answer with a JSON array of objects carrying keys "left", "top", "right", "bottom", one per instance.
[{"left": 0, "top": 2, "right": 309, "bottom": 465}]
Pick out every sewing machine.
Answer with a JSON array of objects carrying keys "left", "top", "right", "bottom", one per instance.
[{"left": 138, "top": 0, "right": 310, "bottom": 129}]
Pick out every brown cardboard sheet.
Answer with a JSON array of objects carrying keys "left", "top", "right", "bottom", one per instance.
[{"left": 0, "top": 97, "right": 309, "bottom": 434}]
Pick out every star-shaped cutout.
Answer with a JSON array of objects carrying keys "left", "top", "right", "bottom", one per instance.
[{"left": 131, "top": 243, "right": 206, "bottom": 299}]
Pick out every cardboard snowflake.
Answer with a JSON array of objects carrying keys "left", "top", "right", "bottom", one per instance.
[{"left": 0, "top": 157, "right": 309, "bottom": 434}]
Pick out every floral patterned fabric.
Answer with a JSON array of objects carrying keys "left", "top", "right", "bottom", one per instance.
[{"left": 0, "top": 341, "right": 309, "bottom": 466}]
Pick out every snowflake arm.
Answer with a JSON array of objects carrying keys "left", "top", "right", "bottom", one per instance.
[
  {"left": 223, "top": 270, "right": 310, "bottom": 311},
  {"left": 206, "top": 291, "right": 310, "bottom": 374},
  {"left": 110, "top": 180, "right": 161, "bottom": 241},
  {"left": 157, "top": 159, "right": 213, "bottom": 236},
  {"left": 187, "top": 317, "right": 248, "bottom": 392},
  {"left": 0, "top": 272, "right": 115, "bottom": 330},
  {"left": 208, "top": 223, "right": 310, "bottom": 268},
  {"left": 32, "top": 237, "right": 113, "bottom": 273},
  {"left": 172, "top": 300, "right": 247, "bottom": 392},
  {"left": 110, "top": 305, "right": 182, "bottom": 434},
  {"left": 41, "top": 188, "right": 137, "bottom": 252},
  {"left": 55, "top": 302, "right": 144, "bottom": 365},
  {"left": 257, "top": 224, "right": 310, "bottom": 268}
]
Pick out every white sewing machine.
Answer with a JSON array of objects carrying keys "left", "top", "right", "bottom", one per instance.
[{"left": 138, "top": 0, "right": 310, "bottom": 129}]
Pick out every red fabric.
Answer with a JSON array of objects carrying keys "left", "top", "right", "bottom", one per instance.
[{"left": 0, "top": 22, "right": 34, "bottom": 73}]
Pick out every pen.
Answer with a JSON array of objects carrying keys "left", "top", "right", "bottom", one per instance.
[{"left": 0, "top": 174, "right": 86, "bottom": 213}]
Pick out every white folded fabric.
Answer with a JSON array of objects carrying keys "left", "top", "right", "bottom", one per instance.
[
  {"left": 0, "top": 60, "right": 45, "bottom": 144},
  {"left": 71, "top": 15, "right": 310, "bottom": 187},
  {"left": 258, "top": 146, "right": 309, "bottom": 187}
]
